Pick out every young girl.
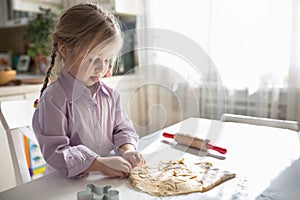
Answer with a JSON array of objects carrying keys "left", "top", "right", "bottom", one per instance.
[{"left": 32, "top": 3, "right": 145, "bottom": 178}]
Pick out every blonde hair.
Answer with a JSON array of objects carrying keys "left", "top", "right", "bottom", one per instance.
[{"left": 40, "top": 3, "right": 121, "bottom": 97}]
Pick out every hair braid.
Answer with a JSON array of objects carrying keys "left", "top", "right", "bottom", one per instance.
[{"left": 40, "top": 46, "right": 57, "bottom": 97}]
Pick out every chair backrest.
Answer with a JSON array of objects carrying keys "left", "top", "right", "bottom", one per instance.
[
  {"left": 0, "top": 100, "right": 38, "bottom": 185},
  {"left": 222, "top": 113, "right": 299, "bottom": 131}
]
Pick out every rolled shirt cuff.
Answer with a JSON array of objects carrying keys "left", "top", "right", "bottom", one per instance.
[{"left": 62, "top": 145, "right": 98, "bottom": 178}]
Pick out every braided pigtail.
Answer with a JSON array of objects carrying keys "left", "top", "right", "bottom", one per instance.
[
  {"left": 33, "top": 44, "right": 58, "bottom": 108},
  {"left": 40, "top": 46, "right": 57, "bottom": 97}
]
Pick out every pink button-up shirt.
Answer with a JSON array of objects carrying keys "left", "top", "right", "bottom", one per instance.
[{"left": 32, "top": 68, "right": 138, "bottom": 177}]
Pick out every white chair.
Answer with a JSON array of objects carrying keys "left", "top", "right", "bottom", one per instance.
[
  {"left": 0, "top": 100, "right": 40, "bottom": 185},
  {"left": 222, "top": 113, "right": 299, "bottom": 131}
]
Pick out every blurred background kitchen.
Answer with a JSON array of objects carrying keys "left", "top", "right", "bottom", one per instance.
[{"left": 0, "top": 0, "right": 299, "bottom": 192}]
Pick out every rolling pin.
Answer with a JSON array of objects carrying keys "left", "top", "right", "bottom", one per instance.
[{"left": 163, "top": 132, "right": 227, "bottom": 154}]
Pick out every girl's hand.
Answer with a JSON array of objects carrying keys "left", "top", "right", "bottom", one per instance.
[
  {"left": 121, "top": 150, "right": 146, "bottom": 168},
  {"left": 86, "top": 156, "right": 132, "bottom": 178}
]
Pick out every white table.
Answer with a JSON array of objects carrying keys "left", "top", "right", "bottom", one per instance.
[{"left": 1, "top": 118, "right": 299, "bottom": 200}]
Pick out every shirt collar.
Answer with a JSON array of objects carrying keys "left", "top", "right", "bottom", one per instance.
[
  {"left": 60, "top": 68, "right": 87, "bottom": 101},
  {"left": 99, "top": 81, "right": 110, "bottom": 96},
  {"left": 59, "top": 68, "right": 110, "bottom": 101}
]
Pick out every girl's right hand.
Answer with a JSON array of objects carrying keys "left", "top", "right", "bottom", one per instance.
[{"left": 87, "top": 156, "right": 132, "bottom": 178}]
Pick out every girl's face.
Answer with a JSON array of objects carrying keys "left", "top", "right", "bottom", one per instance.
[{"left": 68, "top": 43, "right": 117, "bottom": 87}]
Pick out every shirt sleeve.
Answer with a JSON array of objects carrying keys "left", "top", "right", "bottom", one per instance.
[
  {"left": 32, "top": 96, "right": 98, "bottom": 178},
  {"left": 112, "top": 90, "right": 139, "bottom": 149}
]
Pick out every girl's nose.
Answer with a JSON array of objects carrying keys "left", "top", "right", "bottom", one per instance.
[{"left": 95, "top": 62, "right": 106, "bottom": 74}]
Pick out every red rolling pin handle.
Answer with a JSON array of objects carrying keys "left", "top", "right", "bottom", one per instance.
[
  {"left": 162, "top": 132, "right": 174, "bottom": 138},
  {"left": 162, "top": 132, "right": 227, "bottom": 154},
  {"left": 206, "top": 143, "right": 227, "bottom": 154}
]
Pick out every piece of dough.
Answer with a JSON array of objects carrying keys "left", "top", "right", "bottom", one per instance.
[{"left": 130, "top": 158, "right": 236, "bottom": 196}]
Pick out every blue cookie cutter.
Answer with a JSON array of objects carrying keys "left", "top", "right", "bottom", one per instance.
[{"left": 77, "top": 184, "right": 119, "bottom": 200}]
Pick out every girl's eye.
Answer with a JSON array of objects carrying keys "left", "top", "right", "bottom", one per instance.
[
  {"left": 88, "top": 58, "right": 95, "bottom": 63},
  {"left": 92, "top": 58, "right": 100, "bottom": 64},
  {"left": 88, "top": 58, "right": 110, "bottom": 65}
]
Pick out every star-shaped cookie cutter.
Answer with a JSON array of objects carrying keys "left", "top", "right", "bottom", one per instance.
[{"left": 77, "top": 184, "right": 119, "bottom": 200}]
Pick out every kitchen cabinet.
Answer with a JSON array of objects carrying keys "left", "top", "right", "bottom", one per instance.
[
  {"left": 63, "top": 0, "right": 139, "bottom": 15},
  {"left": 0, "top": 84, "right": 41, "bottom": 100},
  {"left": 11, "top": 0, "right": 138, "bottom": 15},
  {"left": 0, "top": 0, "right": 29, "bottom": 27},
  {"left": 12, "top": 0, "right": 62, "bottom": 14},
  {"left": 114, "top": 0, "right": 139, "bottom": 15},
  {"left": 1, "top": 0, "right": 138, "bottom": 28},
  {"left": 1, "top": 0, "right": 62, "bottom": 27}
]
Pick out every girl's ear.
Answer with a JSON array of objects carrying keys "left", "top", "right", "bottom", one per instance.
[{"left": 58, "top": 43, "right": 67, "bottom": 59}]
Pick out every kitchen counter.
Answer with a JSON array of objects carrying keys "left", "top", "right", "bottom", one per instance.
[
  {"left": 0, "top": 73, "right": 44, "bottom": 99},
  {"left": 0, "top": 74, "right": 139, "bottom": 97},
  {"left": 0, "top": 84, "right": 42, "bottom": 98}
]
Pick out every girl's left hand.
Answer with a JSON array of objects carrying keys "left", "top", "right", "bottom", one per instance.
[{"left": 121, "top": 150, "right": 146, "bottom": 168}]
